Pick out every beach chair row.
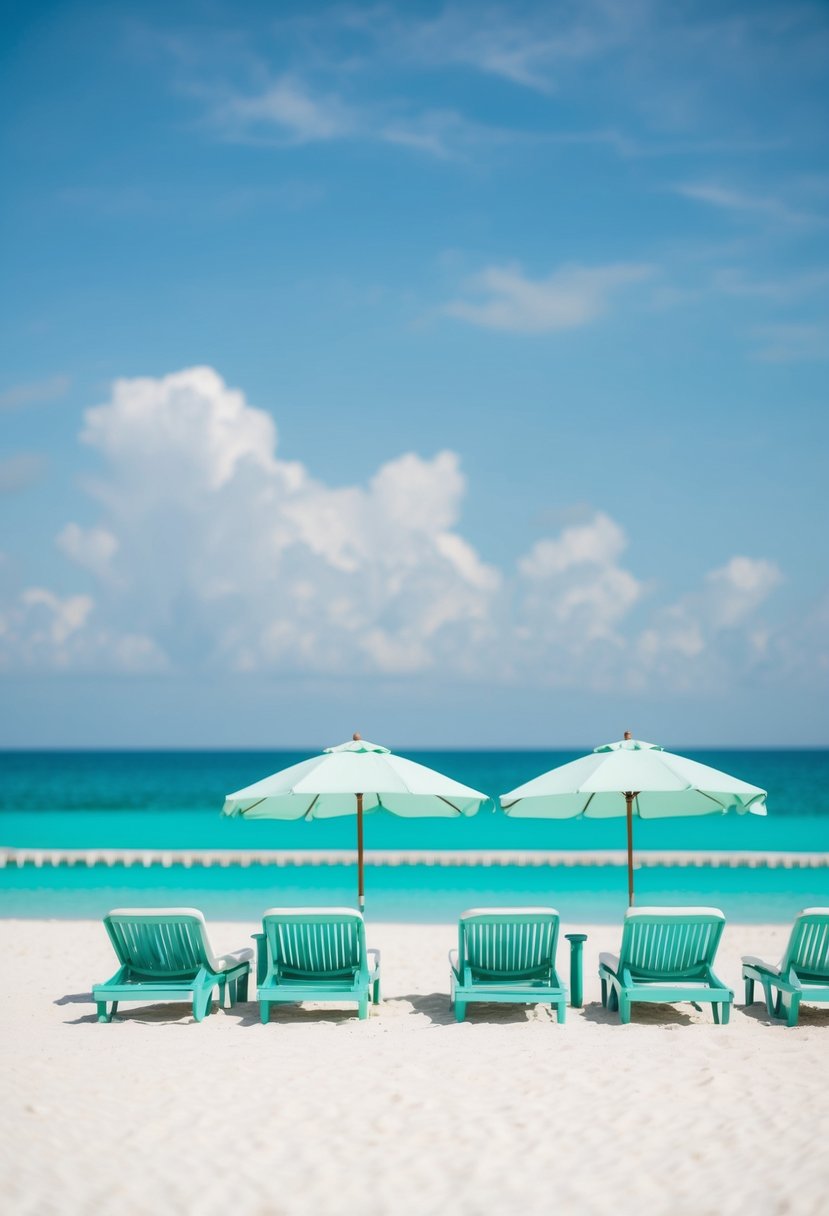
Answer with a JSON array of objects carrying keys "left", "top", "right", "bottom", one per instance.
[{"left": 91, "top": 905, "right": 829, "bottom": 1028}]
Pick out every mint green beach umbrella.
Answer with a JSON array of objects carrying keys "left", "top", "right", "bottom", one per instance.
[
  {"left": 222, "top": 734, "right": 488, "bottom": 910},
  {"left": 500, "top": 733, "right": 767, "bottom": 905}
]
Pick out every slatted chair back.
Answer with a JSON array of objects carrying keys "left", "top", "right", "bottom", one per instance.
[
  {"left": 262, "top": 908, "right": 366, "bottom": 979},
  {"left": 619, "top": 908, "right": 725, "bottom": 980},
  {"left": 460, "top": 909, "right": 559, "bottom": 980},
  {"left": 782, "top": 908, "right": 829, "bottom": 980},
  {"left": 104, "top": 909, "right": 212, "bottom": 980}
]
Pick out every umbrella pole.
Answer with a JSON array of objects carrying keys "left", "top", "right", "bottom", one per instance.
[
  {"left": 356, "top": 792, "right": 365, "bottom": 913},
  {"left": 625, "top": 791, "right": 635, "bottom": 905}
]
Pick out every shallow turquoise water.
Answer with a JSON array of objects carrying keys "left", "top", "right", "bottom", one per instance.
[
  {"left": 2, "top": 860, "right": 827, "bottom": 924},
  {"left": 2, "top": 749, "right": 828, "bottom": 921}
]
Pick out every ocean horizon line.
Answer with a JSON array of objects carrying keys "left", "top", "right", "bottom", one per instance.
[{"left": 2, "top": 743, "right": 828, "bottom": 754}]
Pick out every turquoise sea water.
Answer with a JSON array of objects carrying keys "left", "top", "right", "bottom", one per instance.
[{"left": 2, "top": 749, "right": 828, "bottom": 921}]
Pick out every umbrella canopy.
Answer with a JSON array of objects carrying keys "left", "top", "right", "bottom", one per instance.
[
  {"left": 500, "top": 734, "right": 767, "bottom": 903},
  {"left": 222, "top": 735, "right": 487, "bottom": 909}
]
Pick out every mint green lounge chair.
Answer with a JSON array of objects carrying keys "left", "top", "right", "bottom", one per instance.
[
  {"left": 449, "top": 908, "right": 568, "bottom": 1023},
  {"left": 599, "top": 907, "right": 732, "bottom": 1024},
  {"left": 742, "top": 908, "right": 829, "bottom": 1026},
  {"left": 92, "top": 908, "right": 253, "bottom": 1023},
  {"left": 254, "top": 908, "right": 380, "bottom": 1023}
]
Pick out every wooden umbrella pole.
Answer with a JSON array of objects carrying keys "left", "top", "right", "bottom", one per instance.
[
  {"left": 625, "top": 791, "right": 635, "bottom": 906},
  {"left": 356, "top": 792, "right": 365, "bottom": 913}
]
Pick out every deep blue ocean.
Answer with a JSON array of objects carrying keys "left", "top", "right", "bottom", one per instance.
[{"left": 2, "top": 749, "right": 828, "bottom": 922}]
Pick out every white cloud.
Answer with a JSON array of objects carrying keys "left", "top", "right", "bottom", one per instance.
[
  {"left": 340, "top": 2, "right": 638, "bottom": 93},
  {"left": 19, "top": 589, "right": 94, "bottom": 646},
  {"left": 57, "top": 524, "right": 119, "bottom": 578},
  {"left": 1, "top": 367, "right": 788, "bottom": 694},
  {"left": 0, "top": 588, "right": 167, "bottom": 672},
  {"left": 519, "top": 513, "right": 627, "bottom": 577},
  {"left": 636, "top": 555, "right": 783, "bottom": 684},
  {"left": 705, "top": 556, "right": 783, "bottom": 628},
  {"left": 29, "top": 367, "right": 500, "bottom": 678},
  {"left": 205, "top": 74, "right": 500, "bottom": 160},
  {"left": 444, "top": 262, "right": 654, "bottom": 332},
  {"left": 211, "top": 77, "right": 356, "bottom": 144},
  {"left": 516, "top": 513, "right": 644, "bottom": 659},
  {"left": 674, "top": 182, "right": 825, "bottom": 227}
]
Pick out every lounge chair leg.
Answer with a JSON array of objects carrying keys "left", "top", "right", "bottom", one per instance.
[
  {"left": 781, "top": 993, "right": 800, "bottom": 1027},
  {"left": 237, "top": 971, "right": 249, "bottom": 1002},
  {"left": 555, "top": 1001, "right": 566, "bottom": 1025},
  {"left": 607, "top": 985, "right": 619, "bottom": 1013},
  {"left": 600, "top": 977, "right": 607, "bottom": 1008},
  {"left": 358, "top": 997, "right": 369, "bottom": 1020},
  {"left": 260, "top": 1001, "right": 271, "bottom": 1025},
  {"left": 763, "top": 982, "right": 777, "bottom": 1017},
  {"left": 193, "top": 988, "right": 212, "bottom": 1022},
  {"left": 454, "top": 1000, "right": 466, "bottom": 1023},
  {"left": 373, "top": 977, "right": 381, "bottom": 1004},
  {"left": 218, "top": 977, "right": 227, "bottom": 1008},
  {"left": 744, "top": 977, "right": 755, "bottom": 1006},
  {"left": 96, "top": 1001, "right": 111, "bottom": 1023},
  {"left": 618, "top": 995, "right": 631, "bottom": 1025},
  {"left": 720, "top": 1001, "right": 731, "bottom": 1025},
  {"left": 712, "top": 1002, "right": 721, "bottom": 1024}
]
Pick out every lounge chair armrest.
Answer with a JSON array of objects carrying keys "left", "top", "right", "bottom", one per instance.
[
  {"left": 705, "top": 965, "right": 733, "bottom": 994},
  {"left": 252, "top": 932, "right": 268, "bottom": 986},
  {"left": 598, "top": 951, "right": 619, "bottom": 975},
  {"left": 215, "top": 947, "right": 254, "bottom": 971},
  {"left": 741, "top": 955, "right": 781, "bottom": 976},
  {"left": 448, "top": 948, "right": 461, "bottom": 980},
  {"left": 366, "top": 948, "right": 381, "bottom": 976}
]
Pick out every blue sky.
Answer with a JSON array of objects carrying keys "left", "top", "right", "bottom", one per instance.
[{"left": 1, "top": 0, "right": 827, "bottom": 747}]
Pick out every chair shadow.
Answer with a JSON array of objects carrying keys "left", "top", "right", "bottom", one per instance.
[
  {"left": 580, "top": 999, "right": 694, "bottom": 1027},
  {"left": 57, "top": 995, "right": 232, "bottom": 1026},
  {"left": 227, "top": 1000, "right": 371, "bottom": 1028},
  {"left": 394, "top": 992, "right": 562, "bottom": 1027},
  {"left": 388, "top": 992, "right": 456, "bottom": 1026},
  {"left": 740, "top": 1001, "right": 829, "bottom": 1028}
]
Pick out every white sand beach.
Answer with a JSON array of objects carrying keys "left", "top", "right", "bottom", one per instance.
[{"left": 3, "top": 918, "right": 828, "bottom": 1216}]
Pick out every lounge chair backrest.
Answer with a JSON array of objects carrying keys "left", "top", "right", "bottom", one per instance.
[
  {"left": 262, "top": 907, "right": 366, "bottom": 979},
  {"left": 104, "top": 909, "right": 213, "bottom": 979},
  {"left": 619, "top": 907, "right": 725, "bottom": 979},
  {"left": 781, "top": 908, "right": 829, "bottom": 979},
  {"left": 459, "top": 908, "right": 559, "bottom": 980}
]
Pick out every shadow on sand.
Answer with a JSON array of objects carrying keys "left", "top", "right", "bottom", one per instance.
[{"left": 580, "top": 999, "right": 694, "bottom": 1027}]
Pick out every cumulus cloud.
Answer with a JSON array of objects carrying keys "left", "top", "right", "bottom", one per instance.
[
  {"left": 444, "top": 262, "right": 654, "bottom": 332},
  {"left": 23, "top": 367, "right": 500, "bottom": 677},
  {"left": 0, "top": 366, "right": 785, "bottom": 692},
  {"left": 56, "top": 524, "right": 119, "bottom": 579},
  {"left": 0, "top": 588, "right": 164, "bottom": 673},
  {"left": 636, "top": 555, "right": 783, "bottom": 686},
  {"left": 516, "top": 514, "right": 644, "bottom": 677}
]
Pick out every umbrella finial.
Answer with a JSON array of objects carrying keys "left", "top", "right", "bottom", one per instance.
[
  {"left": 624, "top": 730, "right": 632, "bottom": 740},
  {"left": 353, "top": 732, "right": 361, "bottom": 741}
]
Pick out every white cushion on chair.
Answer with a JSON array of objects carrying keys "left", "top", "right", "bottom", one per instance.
[
  {"left": 215, "top": 948, "right": 254, "bottom": 970},
  {"left": 741, "top": 955, "right": 780, "bottom": 975}
]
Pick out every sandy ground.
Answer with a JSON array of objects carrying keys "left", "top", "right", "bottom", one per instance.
[{"left": 2, "top": 918, "right": 828, "bottom": 1216}]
